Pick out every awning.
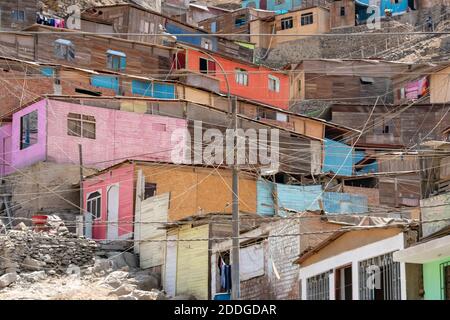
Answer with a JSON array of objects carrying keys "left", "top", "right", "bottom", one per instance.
[
  {"left": 55, "top": 39, "right": 73, "bottom": 46},
  {"left": 393, "top": 235, "right": 450, "bottom": 264},
  {"left": 106, "top": 49, "right": 126, "bottom": 57}
]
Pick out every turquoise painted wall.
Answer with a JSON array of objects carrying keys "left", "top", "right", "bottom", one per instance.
[
  {"left": 323, "top": 138, "right": 354, "bottom": 176},
  {"left": 242, "top": 0, "right": 302, "bottom": 13},
  {"left": 256, "top": 180, "right": 368, "bottom": 216},
  {"left": 323, "top": 192, "right": 368, "bottom": 214},
  {"left": 256, "top": 180, "right": 321, "bottom": 216},
  {"left": 423, "top": 257, "right": 450, "bottom": 300}
]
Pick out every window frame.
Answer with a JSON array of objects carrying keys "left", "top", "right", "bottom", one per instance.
[
  {"left": 67, "top": 112, "right": 96, "bottom": 139},
  {"left": 301, "top": 12, "right": 314, "bottom": 26},
  {"left": 201, "top": 38, "right": 213, "bottom": 50},
  {"left": 20, "top": 110, "right": 38, "bottom": 150},
  {"left": 235, "top": 68, "right": 249, "bottom": 86},
  {"left": 234, "top": 14, "right": 247, "bottom": 27},
  {"left": 340, "top": 6, "right": 346, "bottom": 16},
  {"left": 86, "top": 190, "right": 102, "bottom": 220},
  {"left": 280, "top": 17, "right": 293, "bottom": 30},
  {"left": 54, "top": 39, "right": 75, "bottom": 62},
  {"left": 199, "top": 57, "right": 216, "bottom": 75},
  {"left": 268, "top": 75, "right": 280, "bottom": 92},
  {"left": 11, "top": 10, "right": 25, "bottom": 22},
  {"left": 106, "top": 50, "right": 126, "bottom": 71}
]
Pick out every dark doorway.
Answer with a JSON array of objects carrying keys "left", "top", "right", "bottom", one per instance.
[{"left": 335, "top": 265, "right": 352, "bottom": 300}]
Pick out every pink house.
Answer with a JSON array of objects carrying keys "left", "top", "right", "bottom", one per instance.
[
  {"left": 0, "top": 99, "right": 187, "bottom": 176},
  {"left": 82, "top": 162, "right": 136, "bottom": 240}
]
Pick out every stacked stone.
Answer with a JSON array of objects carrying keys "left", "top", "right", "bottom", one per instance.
[{"left": 0, "top": 229, "right": 97, "bottom": 275}]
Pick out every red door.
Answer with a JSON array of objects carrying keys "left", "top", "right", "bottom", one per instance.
[{"left": 260, "top": 0, "right": 267, "bottom": 10}]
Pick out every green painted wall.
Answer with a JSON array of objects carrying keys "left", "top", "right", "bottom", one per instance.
[{"left": 423, "top": 257, "right": 450, "bottom": 300}]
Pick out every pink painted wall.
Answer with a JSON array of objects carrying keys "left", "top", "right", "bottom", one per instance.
[
  {"left": 45, "top": 100, "right": 187, "bottom": 169},
  {"left": 0, "top": 100, "right": 48, "bottom": 176},
  {"left": 83, "top": 162, "right": 135, "bottom": 240},
  {"left": 0, "top": 99, "right": 188, "bottom": 175}
]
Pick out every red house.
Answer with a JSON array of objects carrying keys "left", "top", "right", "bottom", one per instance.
[{"left": 173, "top": 47, "right": 290, "bottom": 110}]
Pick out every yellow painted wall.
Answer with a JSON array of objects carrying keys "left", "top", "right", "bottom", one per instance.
[
  {"left": 275, "top": 7, "right": 331, "bottom": 44},
  {"left": 137, "top": 163, "right": 257, "bottom": 221},
  {"left": 175, "top": 224, "right": 209, "bottom": 299},
  {"left": 430, "top": 65, "right": 450, "bottom": 103}
]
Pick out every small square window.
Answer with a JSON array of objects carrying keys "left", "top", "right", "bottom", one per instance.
[
  {"left": 301, "top": 13, "right": 314, "bottom": 26},
  {"left": 281, "top": 17, "right": 293, "bottom": 30},
  {"left": 235, "top": 14, "right": 247, "bottom": 27},
  {"left": 106, "top": 50, "right": 126, "bottom": 71},
  {"left": 67, "top": 113, "right": 96, "bottom": 139},
  {"left": 11, "top": 10, "right": 25, "bottom": 22},
  {"left": 54, "top": 39, "right": 75, "bottom": 61},
  {"left": 340, "top": 7, "right": 346, "bottom": 16}
]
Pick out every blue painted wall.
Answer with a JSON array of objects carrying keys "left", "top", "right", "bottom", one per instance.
[
  {"left": 257, "top": 180, "right": 321, "bottom": 216},
  {"left": 165, "top": 23, "right": 218, "bottom": 51},
  {"left": 323, "top": 192, "right": 368, "bottom": 214},
  {"left": 90, "top": 75, "right": 119, "bottom": 93},
  {"left": 357, "top": 161, "right": 378, "bottom": 175},
  {"left": 257, "top": 180, "right": 368, "bottom": 216},
  {"left": 242, "top": 0, "right": 302, "bottom": 13},
  {"left": 41, "top": 67, "right": 54, "bottom": 77},
  {"left": 356, "top": 0, "right": 408, "bottom": 22},
  {"left": 131, "top": 80, "right": 176, "bottom": 99},
  {"left": 153, "top": 82, "right": 175, "bottom": 99},
  {"left": 323, "top": 139, "right": 354, "bottom": 176}
]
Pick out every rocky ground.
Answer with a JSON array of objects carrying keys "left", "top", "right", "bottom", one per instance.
[{"left": 0, "top": 258, "right": 169, "bottom": 300}]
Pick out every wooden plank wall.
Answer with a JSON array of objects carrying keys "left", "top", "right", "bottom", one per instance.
[
  {"left": 0, "top": 0, "right": 37, "bottom": 31},
  {"left": 34, "top": 30, "right": 174, "bottom": 77}
]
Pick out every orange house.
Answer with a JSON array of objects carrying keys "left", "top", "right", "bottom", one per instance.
[{"left": 173, "top": 47, "right": 290, "bottom": 110}]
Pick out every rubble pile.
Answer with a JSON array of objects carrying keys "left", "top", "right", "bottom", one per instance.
[{"left": 0, "top": 219, "right": 97, "bottom": 277}]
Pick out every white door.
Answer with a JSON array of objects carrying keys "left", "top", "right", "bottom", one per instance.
[
  {"left": 164, "top": 234, "right": 178, "bottom": 297},
  {"left": 138, "top": 193, "right": 169, "bottom": 269},
  {"left": 107, "top": 185, "right": 119, "bottom": 240},
  {"left": 84, "top": 211, "right": 92, "bottom": 239}
]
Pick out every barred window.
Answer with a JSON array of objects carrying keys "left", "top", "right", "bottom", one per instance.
[
  {"left": 306, "top": 270, "right": 332, "bottom": 300},
  {"left": 359, "top": 252, "right": 402, "bottom": 300}
]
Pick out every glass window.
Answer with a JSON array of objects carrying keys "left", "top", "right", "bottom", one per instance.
[
  {"left": 301, "top": 13, "right": 314, "bottom": 26},
  {"left": 268, "top": 75, "right": 280, "bottom": 92},
  {"left": 86, "top": 191, "right": 101, "bottom": 220},
  {"left": 199, "top": 57, "right": 216, "bottom": 75},
  {"left": 106, "top": 50, "right": 126, "bottom": 71},
  {"left": 11, "top": 10, "right": 25, "bottom": 22},
  {"left": 340, "top": 7, "right": 346, "bottom": 16},
  {"left": 20, "top": 111, "right": 38, "bottom": 150},
  {"left": 235, "top": 68, "right": 248, "bottom": 86},
  {"left": 67, "top": 113, "right": 96, "bottom": 139},
  {"left": 281, "top": 17, "right": 293, "bottom": 30}
]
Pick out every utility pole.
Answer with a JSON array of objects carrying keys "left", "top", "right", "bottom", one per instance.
[{"left": 231, "top": 96, "right": 240, "bottom": 300}]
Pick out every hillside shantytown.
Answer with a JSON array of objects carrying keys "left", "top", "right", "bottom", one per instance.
[{"left": 0, "top": 0, "right": 449, "bottom": 302}]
